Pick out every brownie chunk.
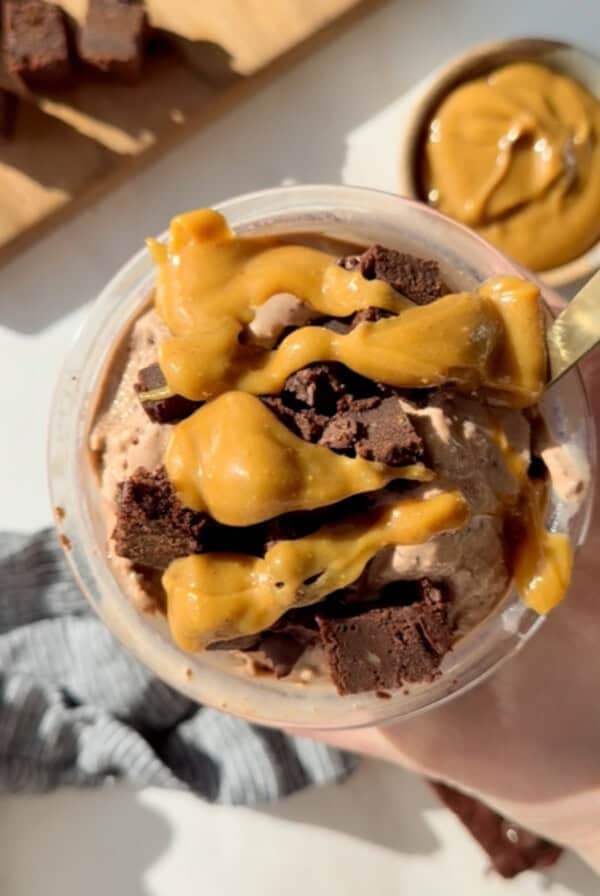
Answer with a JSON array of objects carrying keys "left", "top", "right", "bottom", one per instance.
[
  {"left": 263, "top": 364, "right": 423, "bottom": 467},
  {"left": 320, "top": 395, "right": 424, "bottom": 466},
  {"left": 282, "top": 362, "right": 349, "bottom": 414},
  {"left": 339, "top": 244, "right": 446, "bottom": 305},
  {"left": 78, "top": 0, "right": 147, "bottom": 82},
  {"left": 261, "top": 395, "right": 328, "bottom": 443},
  {"left": 135, "top": 363, "right": 202, "bottom": 424},
  {"left": 317, "top": 579, "right": 453, "bottom": 695},
  {"left": 430, "top": 782, "right": 562, "bottom": 878},
  {"left": 113, "top": 466, "right": 207, "bottom": 569},
  {"left": 4, "top": 1, "right": 72, "bottom": 90}
]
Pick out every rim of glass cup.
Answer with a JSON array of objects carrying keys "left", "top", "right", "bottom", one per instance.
[{"left": 48, "top": 184, "right": 596, "bottom": 731}]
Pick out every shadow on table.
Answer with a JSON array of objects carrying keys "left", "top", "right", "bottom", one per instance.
[
  {"left": 256, "top": 758, "right": 440, "bottom": 857},
  {"left": 547, "top": 850, "right": 600, "bottom": 894},
  {"left": 2, "top": 785, "right": 171, "bottom": 896},
  {"left": 257, "top": 759, "right": 600, "bottom": 893}
]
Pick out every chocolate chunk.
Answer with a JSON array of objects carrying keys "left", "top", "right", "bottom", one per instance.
[
  {"left": 320, "top": 396, "right": 423, "bottom": 466},
  {"left": 0, "top": 90, "right": 18, "bottom": 140},
  {"left": 283, "top": 363, "right": 348, "bottom": 414},
  {"left": 316, "top": 579, "right": 453, "bottom": 695},
  {"left": 430, "top": 782, "right": 562, "bottom": 878},
  {"left": 262, "top": 365, "right": 421, "bottom": 466},
  {"left": 281, "top": 362, "right": 389, "bottom": 413},
  {"left": 113, "top": 466, "right": 207, "bottom": 569},
  {"left": 339, "top": 244, "right": 446, "bottom": 305},
  {"left": 261, "top": 395, "right": 328, "bottom": 443},
  {"left": 4, "top": 1, "right": 73, "bottom": 90},
  {"left": 135, "top": 363, "right": 202, "bottom": 424},
  {"left": 78, "top": 0, "right": 147, "bottom": 83},
  {"left": 319, "top": 415, "right": 359, "bottom": 452}
]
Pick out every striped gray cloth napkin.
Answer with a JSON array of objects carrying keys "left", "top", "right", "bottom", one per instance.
[{"left": 0, "top": 530, "right": 356, "bottom": 802}]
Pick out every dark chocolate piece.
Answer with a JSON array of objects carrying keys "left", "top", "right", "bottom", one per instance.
[
  {"left": 282, "top": 362, "right": 393, "bottom": 413},
  {"left": 262, "top": 362, "right": 392, "bottom": 446},
  {"left": 113, "top": 466, "right": 207, "bottom": 569},
  {"left": 0, "top": 90, "right": 18, "bottom": 140},
  {"left": 261, "top": 395, "right": 328, "bottom": 443},
  {"left": 264, "top": 368, "right": 422, "bottom": 467},
  {"left": 317, "top": 579, "right": 453, "bottom": 695},
  {"left": 283, "top": 362, "right": 348, "bottom": 414},
  {"left": 135, "top": 363, "right": 202, "bottom": 424},
  {"left": 338, "top": 244, "right": 446, "bottom": 305},
  {"left": 78, "top": 0, "right": 147, "bottom": 82},
  {"left": 320, "top": 395, "right": 424, "bottom": 466},
  {"left": 430, "top": 782, "right": 562, "bottom": 878},
  {"left": 4, "top": 1, "right": 73, "bottom": 89}
]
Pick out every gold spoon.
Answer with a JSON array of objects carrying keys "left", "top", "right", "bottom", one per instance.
[{"left": 547, "top": 270, "right": 600, "bottom": 385}]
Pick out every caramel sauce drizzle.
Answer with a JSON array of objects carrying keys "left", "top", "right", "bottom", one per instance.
[
  {"left": 138, "top": 208, "right": 574, "bottom": 649},
  {"left": 149, "top": 210, "right": 545, "bottom": 406},
  {"left": 164, "top": 489, "right": 470, "bottom": 650}
]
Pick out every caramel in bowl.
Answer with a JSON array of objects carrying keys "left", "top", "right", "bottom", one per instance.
[{"left": 398, "top": 38, "right": 600, "bottom": 287}]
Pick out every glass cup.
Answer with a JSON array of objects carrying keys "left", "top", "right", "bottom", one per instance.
[{"left": 48, "top": 185, "right": 596, "bottom": 730}]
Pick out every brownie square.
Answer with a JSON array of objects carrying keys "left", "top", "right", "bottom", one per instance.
[
  {"left": 3, "top": 1, "right": 73, "bottom": 90},
  {"left": 317, "top": 580, "right": 453, "bottom": 695},
  {"left": 78, "top": 0, "right": 147, "bottom": 83}
]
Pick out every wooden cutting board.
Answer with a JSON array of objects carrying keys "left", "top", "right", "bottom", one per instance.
[{"left": 0, "top": 0, "right": 368, "bottom": 261}]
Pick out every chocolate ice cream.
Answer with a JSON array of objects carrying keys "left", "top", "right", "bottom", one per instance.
[{"left": 90, "top": 209, "right": 586, "bottom": 696}]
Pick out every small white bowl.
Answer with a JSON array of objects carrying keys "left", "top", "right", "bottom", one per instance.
[{"left": 397, "top": 38, "right": 600, "bottom": 288}]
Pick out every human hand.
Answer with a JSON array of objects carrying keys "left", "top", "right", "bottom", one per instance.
[{"left": 297, "top": 350, "right": 600, "bottom": 872}]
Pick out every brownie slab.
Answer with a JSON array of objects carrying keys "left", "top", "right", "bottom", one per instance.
[
  {"left": 4, "top": 1, "right": 72, "bottom": 90},
  {"left": 317, "top": 579, "right": 453, "bottom": 695},
  {"left": 78, "top": 0, "right": 147, "bottom": 82},
  {"left": 113, "top": 466, "right": 207, "bottom": 569},
  {"left": 321, "top": 395, "right": 424, "bottom": 466},
  {"left": 262, "top": 362, "right": 424, "bottom": 466},
  {"left": 338, "top": 244, "right": 447, "bottom": 305},
  {"left": 135, "top": 363, "right": 202, "bottom": 423}
]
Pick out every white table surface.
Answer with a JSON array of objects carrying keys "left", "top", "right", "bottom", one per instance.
[{"left": 1, "top": 1, "right": 600, "bottom": 893}]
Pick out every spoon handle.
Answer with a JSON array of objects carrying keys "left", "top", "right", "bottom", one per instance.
[{"left": 547, "top": 269, "right": 600, "bottom": 385}]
